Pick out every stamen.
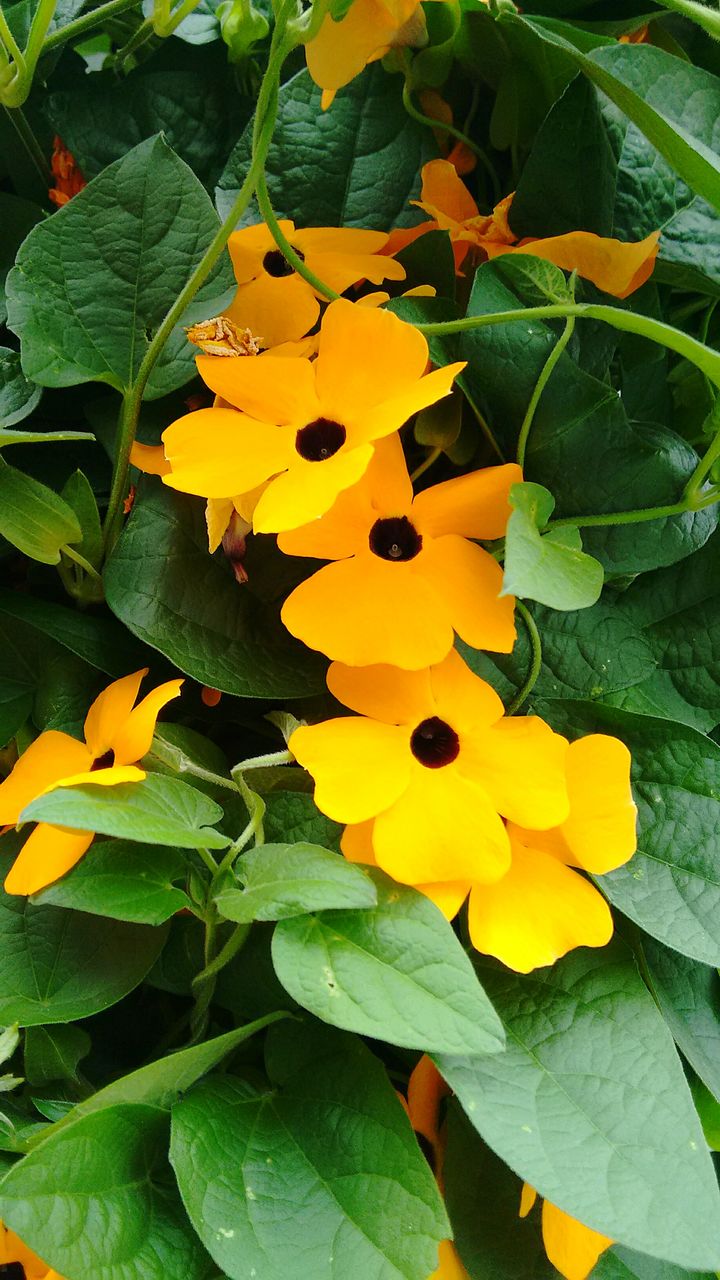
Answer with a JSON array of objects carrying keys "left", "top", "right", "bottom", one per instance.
[
  {"left": 410, "top": 717, "right": 460, "bottom": 769},
  {"left": 263, "top": 248, "right": 304, "bottom": 278},
  {"left": 295, "top": 418, "right": 346, "bottom": 462},
  {"left": 369, "top": 516, "right": 422, "bottom": 562}
]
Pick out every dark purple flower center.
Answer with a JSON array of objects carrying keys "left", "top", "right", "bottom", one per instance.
[
  {"left": 263, "top": 248, "right": 304, "bottom": 278},
  {"left": 91, "top": 749, "right": 115, "bottom": 771},
  {"left": 295, "top": 418, "right": 346, "bottom": 462},
  {"left": 410, "top": 717, "right": 460, "bottom": 769},
  {"left": 369, "top": 516, "right": 422, "bottom": 562},
  {"left": 1, "top": 1265, "right": 26, "bottom": 1279}
]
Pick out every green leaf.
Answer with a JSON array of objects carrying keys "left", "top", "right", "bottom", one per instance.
[
  {"left": 0, "top": 887, "right": 167, "bottom": 1025},
  {"left": 642, "top": 937, "right": 720, "bottom": 1101},
  {"left": 0, "top": 1104, "right": 212, "bottom": 1280},
  {"left": 435, "top": 944, "right": 720, "bottom": 1271},
  {"left": 0, "top": 429, "right": 95, "bottom": 448},
  {"left": 24, "top": 1024, "right": 91, "bottom": 1086},
  {"left": 264, "top": 789, "right": 342, "bottom": 849},
  {"left": 542, "top": 701, "right": 720, "bottom": 965},
  {"left": 272, "top": 871, "right": 504, "bottom": 1056},
  {"left": 61, "top": 469, "right": 103, "bottom": 569},
  {"left": 170, "top": 1022, "right": 449, "bottom": 1280},
  {"left": 0, "top": 194, "right": 43, "bottom": 326},
  {"left": 215, "top": 842, "right": 377, "bottom": 923},
  {"left": 0, "top": 588, "right": 149, "bottom": 678},
  {"left": 503, "top": 481, "right": 604, "bottom": 610},
  {"left": 0, "top": 347, "right": 41, "bottom": 428},
  {"left": 24, "top": 773, "right": 231, "bottom": 851},
  {"left": 518, "top": 18, "right": 720, "bottom": 215},
  {"left": 592, "top": 1248, "right": 716, "bottom": 1280},
  {"left": 216, "top": 65, "right": 435, "bottom": 228},
  {"left": 37, "top": 840, "right": 193, "bottom": 924},
  {"left": 6, "top": 135, "right": 233, "bottom": 398},
  {"left": 39, "top": 1015, "right": 285, "bottom": 1135},
  {"left": 492, "top": 253, "right": 575, "bottom": 305},
  {"left": 0, "top": 458, "right": 81, "bottom": 564},
  {"left": 104, "top": 481, "right": 327, "bottom": 699}
]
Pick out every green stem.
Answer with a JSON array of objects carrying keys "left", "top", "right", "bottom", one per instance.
[
  {"left": 2, "top": 104, "right": 51, "bottom": 185},
  {"left": 42, "top": 0, "right": 141, "bottom": 53},
  {"left": 196, "top": 846, "right": 219, "bottom": 874},
  {"left": 683, "top": 396, "right": 720, "bottom": 501},
  {"left": 0, "top": 8, "right": 26, "bottom": 72},
  {"left": 462, "top": 380, "right": 505, "bottom": 461},
  {"left": 154, "top": 0, "right": 202, "bottom": 36},
  {"left": 652, "top": 0, "right": 720, "bottom": 39},
  {"left": 255, "top": 169, "right": 340, "bottom": 302},
  {"left": 516, "top": 315, "right": 574, "bottom": 468},
  {"left": 401, "top": 77, "right": 501, "bottom": 205},
  {"left": 193, "top": 922, "right": 251, "bottom": 986},
  {"left": 101, "top": 16, "right": 294, "bottom": 555},
  {"left": 416, "top": 302, "right": 720, "bottom": 389},
  {"left": 410, "top": 446, "right": 442, "bottom": 483},
  {"left": 547, "top": 487, "right": 720, "bottom": 531},
  {"left": 507, "top": 601, "right": 542, "bottom": 715},
  {"left": 61, "top": 543, "right": 102, "bottom": 581},
  {"left": 233, "top": 748, "right": 293, "bottom": 772}
]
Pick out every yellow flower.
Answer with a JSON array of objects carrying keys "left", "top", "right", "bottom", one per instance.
[
  {"left": 290, "top": 650, "right": 569, "bottom": 886},
  {"left": 279, "top": 433, "right": 520, "bottom": 667},
  {"left": 305, "top": 0, "right": 427, "bottom": 110},
  {"left": 162, "top": 299, "right": 465, "bottom": 534},
  {"left": 342, "top": 733, "right": 637, "bottom": 972},
  {"left": 224, "top": 221, "right": 406, "bottom": 347},
  {"left": 389, "top": 160, "right": 660, "bottom": 298},
  {"left": 520, "top": 1186, "right": 613, "bottom": 1280},
  {"left": 0, "top": 1219, "right": 66, "bottom": 1279},
  {"left": 0, "top": 670, "right": 183, "bottom": 895}
]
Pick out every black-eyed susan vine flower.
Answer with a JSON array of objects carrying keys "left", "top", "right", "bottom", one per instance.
[
  {"left": 224, "top": 221, "right": 406, "bottom": 347},
  {"left": 161, "top": 299, "right": 464, "bottom": 534},
  {"left": 520, "top": 1186, "right": 613, "bottom": 1280},
  {"left": 279, "top": 432, "right": 520, "bottom": 667},
  {"left": 290, "top": 649, "right": 569, "bottom": 886},
  {"left": 402, "top": 1056, "right": 469, "bottom": 1279},
  {"left": 0, "top": 1219, "right": 66, "bottom": 1279},
  {"left": 305, "top": 0, "right": 428, "bottom": 109},
  {"left": 389, "top": 159, "right": 660, "bottom": 297},
  {"left": 0, "top": 670, "right": 182, "bottom": 895},
  {"left": 343, "top": 733, "right": 637, "bottom": 971}
]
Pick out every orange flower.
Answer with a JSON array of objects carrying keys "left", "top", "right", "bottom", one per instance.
[
  {"left": 403, "top": 1057, "right": 470, "bottom": 1279},
  {"left": 305, "top": 0, "right": 427, "bottom": 109},
  {"left": 290, "top": 649, "right": 569, "bottom": 887},
  {"left": 279, "top": 433, "right": 519, "bottom": 668},
  {"left": 224, "top": 221, "right": 405, "bottom": 347},
  {"left": 48, "top": 135, "right": 86, "bottom": 207},
  {"left": 0, "top": 670, "right": 182, "bottom": 895},
  {"left": 520, "top": 1186, "right": 613, "bottom": 1280},
  {"left": 391, "top": 160, "right": 659, "bottom": 298},
  {"left": 162, "top": 299, "right": 464, "bottom": 534},
  {"left": 418, "top": 89, "right": 476, "bottom": 175},
  {"left": 0, "top": 1219, "right": 66, "bottom": 1279},
  {"left": 343, "top": 733, "right": 637, "bottom": 972}
]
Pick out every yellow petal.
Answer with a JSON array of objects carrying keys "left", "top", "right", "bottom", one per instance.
[
  {"left": 560, "top": 734, "right": 637, "bottom": 873},
  {"left": 111, "top": 679, "right": 184, "bottom": 765},
  {"left": 290, "top": 718, "right": 411, "bottom": 824},
  {"left": 50, "top": 765, "right": 146, "bottom": 789},
  {"left": 206, "top": 497, "right": 235, "bottom": 553},
  {"left": 83, "top": 670, "right": 147, "bottom": 760},
  {"left": 407, "top": 1054, "right": 448, "bottom": 1146},
  {"left": 460, "top": 718, "right": 569, "bottom": 829},
  {"left": 373, "top": 764, "right": 511, "bottom": 884},
  {"left": 309, "top": 251, "right": 406, "bottom": 291},
  {"left": 420, "top": 535, "right": 516, "bottom": 655},
  {"left": 0, "top": 731, "right": 91, "bottom": 824},
  {"left": 129, "top": 441, "right": 171, "bottom": 476},
  {"left": 353, "top": 362, "right": 465, "bottom": 445},
  {"left": 162, "top": 409, "right": 295, "bottom": 500},
  {"left": 492, "top": 230, "right": 660, "bottom": 300},
  {"left": 467, "top": 838, "right": 613, "bottom": 973},
  {"left": 296, "top": 227, "right": 392, "bottom": 257},
  {"left": 420, "top": 159, "right": 479, "bottom": 224},
  {"left": 519, "top": 1184, "right": 538, "bottom": 1218},
  {"left": 417, "top": 879, "right": 471, "bottom": 920},
  {"left": 225, "top": 270, "right": 321, "bottom": 348},
  {"left": 4, "top": 823, "right": 94, "bottom": 895},
  {"left": 429, "top": 1239, "right": 470, "bottom": 1280},
  {"left": 281, "top": 552, "right": 456, "bottom": 669},
  {"left": 227, "top": 221, "right": 293, "bottom": 283},
  {"left": 341, "top": 819, "right": 378, "bottom": 863},
  {"left": 428, "top": 648, "right": 505, "bottom": 734},
  {"left": 316, "top": 299, "right": 430, "bottom": 421},
  {"left": 328, "top": 661, "right": 433, "bottom": 725},
  {"left": 195, "top": 352, "right": 319, "bottom": 425},
  {"left": 305, "top": 0, "right": 401, "bottom": 93},
  {"left": 541, "top": 1201, "right": 613, "bottom": 1280},
  {"left": 412, "top": 463, "right": 523, "bottom": 540},
  {"left": 252, "top": 443, "right": 375, "bottom": 533}
]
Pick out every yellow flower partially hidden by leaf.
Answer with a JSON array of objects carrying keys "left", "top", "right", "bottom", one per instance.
[
  {"left": 225, "top": 221, "right": 405, "bottom": 347},
  {"left": 403, "top": 1056, "right": 470, "bottom": 1279},
  {"left": 0, "top": 1219, "right": 66, "bottom": 1279},
  {"left": 279, "top": 433, "right": 520, "bottom": 667},
  {"left": 0, "top": 670, "right": 182, "bottom": 895},
  {"left": 162, "top": 299, "right": 465, "bottom": 534},
  {"left": 520, "top": 1186, "right": 613, "bottom": 1280},
  {"left": 391, "top": 159, "right": 660, "bottom": 298},
  {"left": 290, "top": 649, "right": 569, "bottom": 886},
  {"left": 306, "top": 0, "right": 427, "bottom": 109},
  {"left": 342, "top": 733, "right": 637, "bottom": 972}
]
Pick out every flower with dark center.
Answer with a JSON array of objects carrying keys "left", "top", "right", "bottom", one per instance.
[
  {"left": 280, "top": 433, "right": 518, "bottom": 667},
  {"left": 295, "top": 418, "right": 347, "bottom": 462},
  {"left": 262, "top": 248, "right": 301, "bottom": 278},
  {"left": 410, "top": 716, "right": 459, "bottom": 769},
  {"left": 90, "top": 749, "right": 115, "bottom": 771}
]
